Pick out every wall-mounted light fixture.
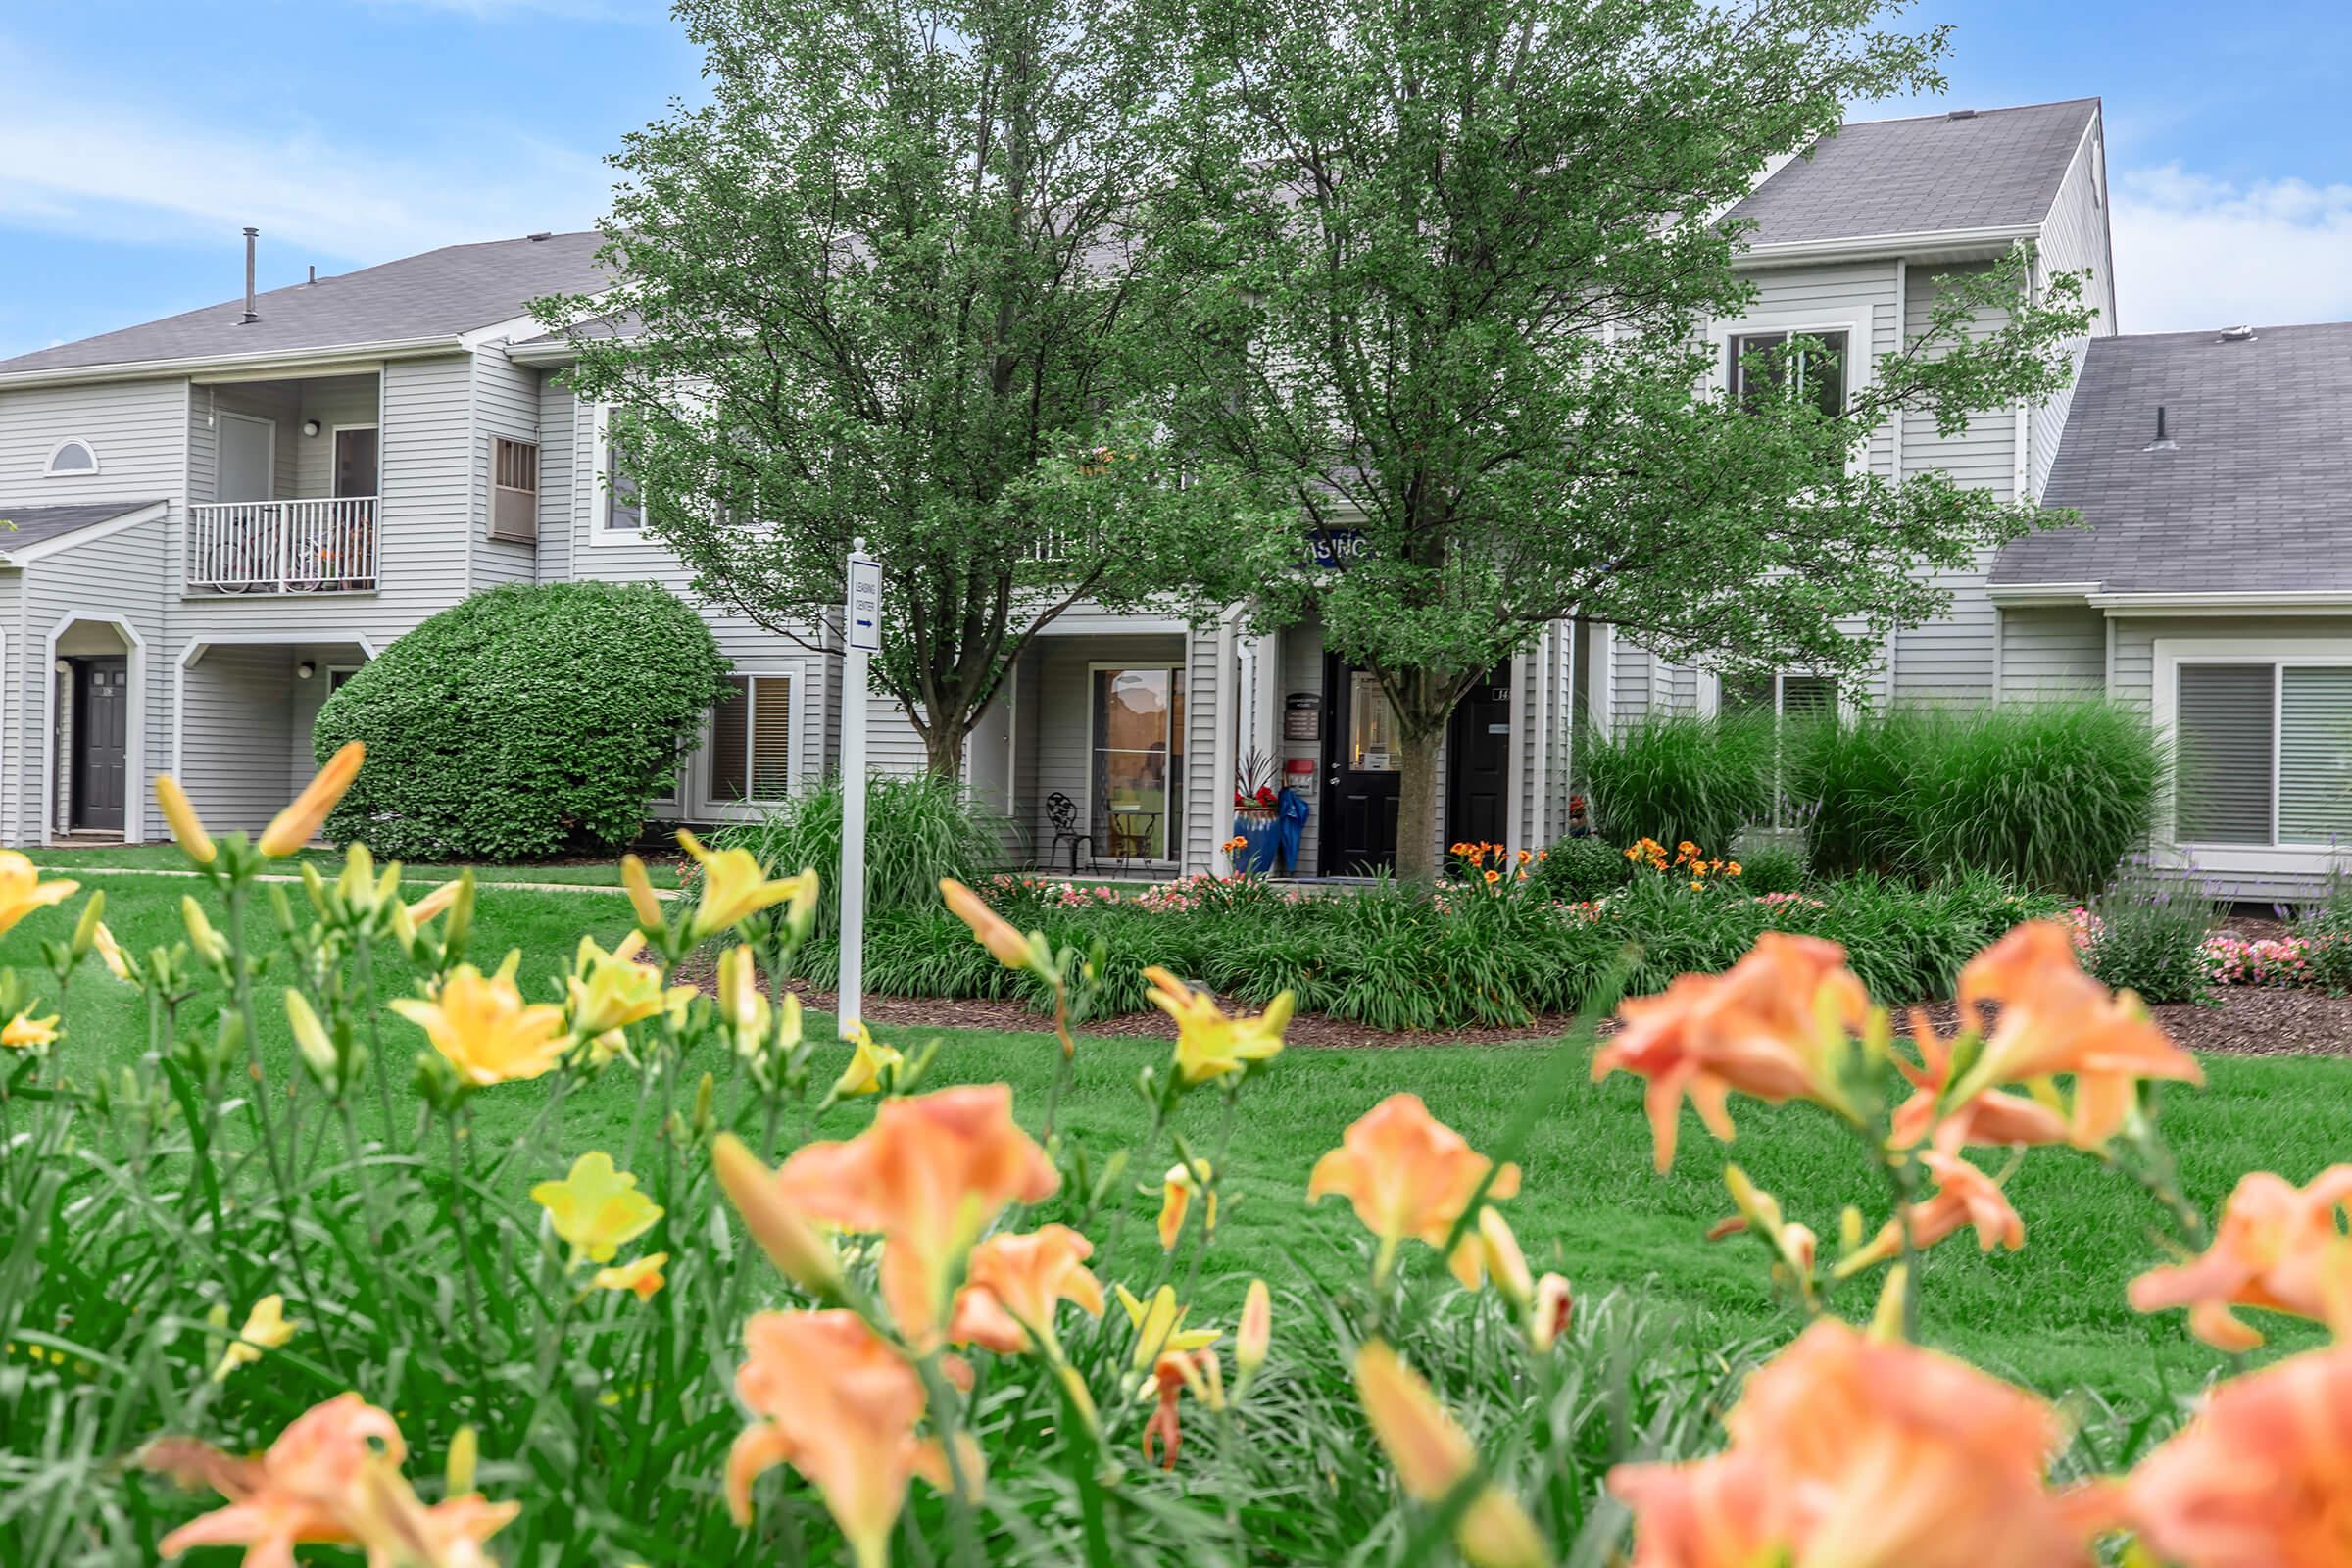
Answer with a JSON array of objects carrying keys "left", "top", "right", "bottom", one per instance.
[
  {"left": 52, "top": 659, "right": 69, "bottom": 674},
  {"left": 302, "top": 419, "right": 321, "bottom": 438},
  {"left": 296, "top": 661, "right": 318, "bottom": 680}
]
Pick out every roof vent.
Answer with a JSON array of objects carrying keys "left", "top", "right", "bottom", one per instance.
[
  {"left": 1946, "top": 108, "right": 1979, "bottom": 121},
  {"left": 526, "top": 231, "right": 554, "bottom": 242},
  {"left": 2219, "top": 324, "right": 2258, "bottom": 342},
  {"left": 2142, "top": 405, "right": 2179, "bottom": 453}
]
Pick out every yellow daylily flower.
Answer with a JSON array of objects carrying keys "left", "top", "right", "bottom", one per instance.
[
  {"left": 211, "top": 1294, "right": 299, "bottom": 1382},
  {"left": 530, "top": 1152, "right": 662, "bottom": 1265},
  {"left": 1141, "top": 967, "right": 1291, "bottom": 1085},
  {"left": 831, "top": 1019, "right": 903, "bottom": 1098},
  {"left": 678, "top": 829, "right": 818, "bottom": 941},
  {"left": 1, "top": 1009, "right": 59, "bottom": 1053},
  {"left": 0, "top": 851, "right": 77, "bottom": 943},
  {"left": 1116, "top": 1283, "right": 1219, "bottom": 1372},
  {"left": 593, "top": 1252, "right": 669, "bottom": 1301},
  {"left": 566, "top": 933, "right": 690, "bottom": 1038},
  {"left": 259, "top": 741, "right": 364, "bottom": 858},
  {"left": 153, "top": 776, "right": 216, "bottom": 865},
  {"left": 389, "top": 952, "right": 568, "bottom": 1087}
]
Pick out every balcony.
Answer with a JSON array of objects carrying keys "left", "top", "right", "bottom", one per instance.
[{"left": 185, "top": 497, "right": 378, "bottom": 595}]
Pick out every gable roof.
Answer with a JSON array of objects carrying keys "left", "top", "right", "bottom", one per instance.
[
  {"left": 1992, "top": 322, "right": 2352, "bottom": 595},
  {"left": 0, "top": 232, "right": 610, "bottom": 380},
  {"left": 0, "top": 500, "right": 167, "bottom": 558},
  {"left": 1728, "top": 98, "right": 2099, "bottom": 250}
]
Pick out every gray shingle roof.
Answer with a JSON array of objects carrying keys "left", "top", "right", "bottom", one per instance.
[
  {"left": 0, "top": 232, "right": 611, "bottom": 378},
  {"left": 1727, "top": 99, "right": 2099, "bottom": 249},
  {"left": 0, "top": 500, "right": 165, "bottom": 553},
  {"left": 1992, "top": 323, "right": 2352, "bottom": 594}
]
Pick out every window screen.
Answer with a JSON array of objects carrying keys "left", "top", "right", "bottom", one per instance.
[
  {"left": 2278, "top": 666, "right": 2352, "bottom": 844},
  {"left": 710, "top": 676, "right": 792, "bottom": 804},
  {"left": 2175, "top": 663, "right": 2276, "bottom": 844}
]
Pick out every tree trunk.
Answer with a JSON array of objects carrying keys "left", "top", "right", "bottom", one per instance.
[
  {"left": 920, "top": 720, "right": 965, "bottom": 779},
  {"left": 1394, "top": 725, "right": 1445, "bottom": 882}
]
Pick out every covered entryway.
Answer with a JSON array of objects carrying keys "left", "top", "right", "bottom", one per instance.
[
  {"left": 172, "top": 637, "right": 373, "bottom": 835},
  {"left": 47, "top": 617, "right": 147, "bottom": 843}
]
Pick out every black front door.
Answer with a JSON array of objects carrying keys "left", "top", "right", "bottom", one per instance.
[
  {"left": 1320, "top": 656, "right": 1401, "bottom": 875},
  {"left": 73, "top": 657, "right": 128, "bottom": 832},
  {"left": 1445, "top": 664, "right": 1513, "bottom": 850}
]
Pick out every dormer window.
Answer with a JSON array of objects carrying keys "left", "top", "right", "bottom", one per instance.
[{"left": 44, "top": 439, "right": 99, "bottom": 477}]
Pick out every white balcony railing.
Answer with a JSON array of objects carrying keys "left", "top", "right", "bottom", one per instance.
[{"left": 185, "top": 498, "right": 379, "bottom": 594}]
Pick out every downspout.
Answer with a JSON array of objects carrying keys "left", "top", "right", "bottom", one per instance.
[
  {"left": 1885, "top": 256, "right": 1905, "bottom": 705},
  {"left": 1211, "top": 605, "right": 1244, "bottom": 877}
]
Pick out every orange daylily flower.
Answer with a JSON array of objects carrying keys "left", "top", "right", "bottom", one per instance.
[
  {"left": 141, "top": 1393, "right": 516, "bottom": 1568},
  {"left": 1354, "top": 1341, "right": 1547, "bottom": 1568},
  {"left": 771, "top": 1085, "right": 1057, "bottom": 1346},
  {"left": 1140, "top": 1348, "right": 1224, "bottom": 1470},
  {"left": 259, "top": 742, "right": 364, "bottom": 858},
  {"left": 1142, "top": 966, "right": 1291, "bottom": 1084},
  {"left": 1607, "top": 1319, "right": 2090, "bottom": 1568},
  {"left": 1307, "top": 1093, "right": 1521, "bottom": 1283},
  {"left": 2083, "top": 1343, "right": 2352, "bottom": 1568},
  {"left": 1156, "top": 1160, "right": 1214, "bottom": 1250},
  {"left": 2128, "top": 1165, "right": 2352, "bottom": 1350},
  {"left": 939, "top": 877, "right": 1034, "bottom": 971},
  {"left": 726, "top": 1309, "right": 981, "bottom": 1568},
  {"left": 711, "top": 1133, "right": 844, "bottom": 1298},
  {"left": 948, "top": 1223, "right": 1105, "bottom": 1354},
  {"left": 1838, "top": 1152, "right": 2026, "bottom": 1278},
  {"left": 1948, "top": 921, "right": 2202, "bottom": 1149},
  {"left": 1592, "top": 932, "right": 1872, "bottom": 1173},
  {"left": 391, "top": 953, "right": 570, "bottom": 1087},
  {"left": 1891, "top": 1009, "right": 2071, "bottom": 1152}
]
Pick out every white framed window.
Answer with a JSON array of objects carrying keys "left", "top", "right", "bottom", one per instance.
[
  {"left": 1718, "top": 669, "right": 1841, "bottom": 722},
  {"left": 2153, "top": 637, "right": 2352, "bottom": 875},
  {"left": 1088, "top": 663, "right": 1186, "bottom": 862},
  {"left": 1727, "top": 330, "right": 1850, "bottom": 416},
  {"left": 44, "top": 438, "right": 99, "bottom": 477},
  {"left": 708, "top": 673, "right": 796, "bottom": 807},
  {"left": 591, "top": 403, "right": 644, "bottom": 543}
]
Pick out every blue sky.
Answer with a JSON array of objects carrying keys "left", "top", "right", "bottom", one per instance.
[{"left": 1, "top": 0, "right": 2347, "bottom": 360}]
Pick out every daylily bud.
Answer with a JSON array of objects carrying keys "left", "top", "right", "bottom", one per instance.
[
  {"left": 91, "top": 920, "right": 135, "bottom": 983},
  {"left": 70, "top": 891, "right": 103, "bottom": 960},
  {"left": 259, "top": 741, "right": 364, "bottom": 858},
  {"left": 300, "top": 861, "right": 331, "bottom": 916},
  {"left": 336, "top": 844, "right": 377, "bottom": 911},
  {"left": 711, "top": 1133, "right": 842, "bottom": 1298},
  {"left": 1236, "top": 1278, "right": 1271, "bottom": 1387},
  {"left": 1478, "top": 1207, "right": 1533, "bottom": 1309},
  {"left": 284, "top": 990, "right": 338, "bottom": 1085},
  {"left": 1529, "top": 1273, "right": 1573, "bottom": 1353},
  {"left": 155, "top": 775, "right": 216, "bottom": 865},
  {"left": 445, "top": 1424, "right": 478, "bottom": 1496},
  {"left": 620, "top": 854, "right": 664, "bottom": 931},
  {"left": 940, "top": 877, "right": 1031, "bottom": 972},
  {"left": 181, "top": 897, "right": 228, "bottom": 966}
]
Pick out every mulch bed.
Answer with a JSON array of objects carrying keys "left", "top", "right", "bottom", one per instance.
[{"left": 750, "top": 976, "right": 2352, "bottom": 1056}]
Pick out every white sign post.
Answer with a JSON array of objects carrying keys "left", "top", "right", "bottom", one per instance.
[{"left": 838, "top": 543, "right": 883, "bottom": 1029}]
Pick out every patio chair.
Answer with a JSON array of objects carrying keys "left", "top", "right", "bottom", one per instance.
[{"left": 1045, "top": 792, "right": 1094, "bottom": 875}]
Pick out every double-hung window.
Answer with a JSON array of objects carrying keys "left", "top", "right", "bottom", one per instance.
[
  {"left": 593, "top": 404, "right": 643, "bottom": 538},
  {"left": 2171, "top": 658, "right": 2352, "bottom": 849},
  {"left": 1729, "top": 330, "right": 1849, "bottom": 416},
  {"left": 710, "top": 674, "right": 795, "bottom": 805}
]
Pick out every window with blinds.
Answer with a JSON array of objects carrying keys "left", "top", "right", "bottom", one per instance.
[
  {"left": 490, "top": 438, "right": 539, "bottom": 543},
  {"left": 2175, "top": 664, "right": 2274, "bottom": 843},
  {"left": 710, "top": 675, "right": 795, "bottom": 804},
  {"left": 2279, "top": 667, "right": 2352, "bottom": 844}
]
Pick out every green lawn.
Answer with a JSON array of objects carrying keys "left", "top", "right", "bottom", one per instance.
[
  {"left": 9, "top": 873, "right": 2337, "bottom": 1406},
  {"left": 25, "top": 844, "right": 682, "bottom": 888}
]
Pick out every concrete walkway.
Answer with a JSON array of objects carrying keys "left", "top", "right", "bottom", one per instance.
[{"left": 47, "top": 863, "right": 675, "bottom": 899}]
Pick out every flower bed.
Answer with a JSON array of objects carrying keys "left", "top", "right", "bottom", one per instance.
[{"left": 2066, "top": 905, "right": 2341, "bottom": 992}]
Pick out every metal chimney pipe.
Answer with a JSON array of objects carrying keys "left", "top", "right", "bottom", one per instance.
[
  {"left": 241, "top": 227, "right": 259, "bottom": 323},
  {"left": 2156, "top": 406, "right": 2167, "bottom": 440}
]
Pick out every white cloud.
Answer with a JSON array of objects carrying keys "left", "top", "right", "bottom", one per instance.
[
  {"left": 0, "top": 64, "right": 617, "bottom": 266},
  {"left": 2111, "top": 163, "right": 2352, "bottom": 334},
  {"left": 361, "top": 0, "right": 667, "bottom": 19}
]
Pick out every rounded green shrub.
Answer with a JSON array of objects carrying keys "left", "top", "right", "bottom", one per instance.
[
  {"left": 1529, "top": 834, "right": 1631, "bottom": 903},
  {"left": 314, "top": 582, "right": 734, "bottom": 860}
]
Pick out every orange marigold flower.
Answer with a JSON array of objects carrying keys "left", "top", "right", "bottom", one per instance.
[
  {"left": 1592, "top": 932, "right": 1872, "bottom": 1172},
  {"left": 948, "top": 1223, "right": 1105, "bottom": 1355},
  {"left": 1949, "top": 921, "right": 2202, "bottom": 1149},
  {"left": 727, "top": 1309, "right": 981, "bottom": 1565},
  {"left": 2128, "top": 1165, "right": 2352, "bottom": 1350},
  {"left": 1308, "top": 1093, "right": 1520, "bottom": 1283},
  {"left": 2084, "top": 1342, "right": 2352, "bottom": 1568},
  {"left": 1607, "top": 1319, "right": 2088, "bottom": 1568},
  {"left": 772, "top": 1085, "right": 1057, "bottom": 1347}
]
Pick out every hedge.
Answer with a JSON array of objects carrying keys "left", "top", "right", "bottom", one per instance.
[{"left": 314, "top": 582, "right": 734, "bottom": 860}]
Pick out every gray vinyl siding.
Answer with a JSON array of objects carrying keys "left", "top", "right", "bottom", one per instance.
[
  {"left": 1995, "top": 606, "right": 2105, "bottom": 698},
  {"left": 536, "top": 377, "right": 575, "bottom": 583},
  {"left": 2029, "top": 122, "right": 2116, "bottom": 502},
  {"left": 1184, "top": 625, "right": 1221, "bottom": 874},
  {"left": 177, "top": 644, "right": 294, "bottom": 831},
  {"left": 1890, "top": 261, "right": 2018, "bottom": 702},
  {"left": 0, "top": 378, "right": 187, "bottom": 504},
  {"left": 2106, "top": 616, "right": 2352, "bottom": 714},
  {"left": 1609, "top": 632, "right": 1649, "bottom": 729},
  {"left": 470, "top": 351, "right": 540, "bottom": 587}
]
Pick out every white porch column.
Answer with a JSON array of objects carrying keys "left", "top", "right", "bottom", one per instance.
[{"left": 1246, "top": 628, "right": 1283, "bottom": 761}]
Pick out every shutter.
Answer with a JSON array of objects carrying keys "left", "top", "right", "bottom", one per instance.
[
  {"left": 750, "top": 677, "right": 793, "bottom": 801},
  {"left": 710, "top": 677, "right": 750, "bottom": 800},
  {"left": 2278, "top": 665, "right": 2352, "bottom": 844},
  {"left": 2175, "top": 663, "right": 2275, "bottom": 844}
]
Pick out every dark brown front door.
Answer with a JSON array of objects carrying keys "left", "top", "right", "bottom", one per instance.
[
  {"left": 1320, "top": 655, "right": 1401, "bottom": 875},
  {"left": 1445, "top": 664, "right": 1513, "bottom": 850},
  {"left": 73, "top": 657, "right": 128, "bottom": 832}
]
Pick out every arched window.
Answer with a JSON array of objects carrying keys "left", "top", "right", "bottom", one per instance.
[{"left": 44, "top": 439, "right": 99, "bottom": 477}]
